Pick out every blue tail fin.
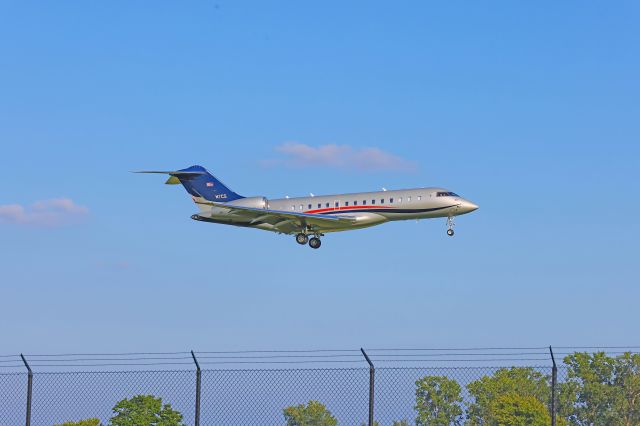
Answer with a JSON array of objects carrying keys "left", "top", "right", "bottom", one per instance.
[{"left": 166, "top": 165, "right": 243, "bottom": 201}]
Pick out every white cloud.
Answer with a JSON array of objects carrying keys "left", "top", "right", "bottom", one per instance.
[
  {"left": 267, "top": 142, "right": 417, "bottom": 172},
  {"left": 0, "top": 198, "right": 89, "bottom": 227}
]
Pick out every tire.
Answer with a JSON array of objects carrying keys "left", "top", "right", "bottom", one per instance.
[
  {"left": 447, "top": 229, "right": 454, "bottom": 236},
  {"left": 309, "top": 237, "right": 321, "bottom": 249},
  {"left": 296, "top": 233, "right": 309, "bottom": 245}
]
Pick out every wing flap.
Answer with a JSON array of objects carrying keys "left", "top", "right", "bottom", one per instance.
[{"left": 198, "top": 200, "right": 356, "bottom": 231}]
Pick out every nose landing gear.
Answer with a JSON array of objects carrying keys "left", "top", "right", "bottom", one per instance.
[{"left": 446, "top": 216, "right": 455, "bottom": 237}]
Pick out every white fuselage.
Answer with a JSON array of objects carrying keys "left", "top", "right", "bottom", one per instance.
[{"left": 198, "top": 187, "right": 478, "bottom": 234}]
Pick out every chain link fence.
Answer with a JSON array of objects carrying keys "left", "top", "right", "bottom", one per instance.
[
  {"left": 1, "top": 348, "right": 638, "bottom": 425},
  {"left": 29, "top": 370, "right": 196, "bottom": 426},
  {"left": 0, "top": 372, "right": 26, "bottom": 425},
  {"left": 375, "top": 366, "right": 562, "bottom": 425},
  {"left": 201, "top": 368, "right": 368, "bottom": 425}
]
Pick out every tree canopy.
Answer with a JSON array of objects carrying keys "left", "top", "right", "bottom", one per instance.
[
  {"left": 283, "top": 400, "right": 338, "bottom": 426},
  {"left": 465, "top": 367, "right": 550, "bottom": 425},
  {"left": 414, "top": 375, "right": 463, "bottom": 425},
  {"left": 561, "top": 351, "right": 640, "bottom": 425},
  {"left": 107, "top": 395, "right": 184, "bottom": 426},
  {"left": 487, "top": 393, "right": 550, "bottom": 426},
  {"left": 54, "top": 419, "right": 102, "bottom": 426}
]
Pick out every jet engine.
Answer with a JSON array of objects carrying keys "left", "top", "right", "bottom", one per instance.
[{"left": 227, "top": 196, "right": 268, "bottom": 209}]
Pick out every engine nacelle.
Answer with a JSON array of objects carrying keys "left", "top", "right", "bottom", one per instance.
[
  {"left": 353, "top": 213, "right": 387, "bottom": 226},
  {"left": 227, "top": 196, "right": 268, "bottom": 209}
]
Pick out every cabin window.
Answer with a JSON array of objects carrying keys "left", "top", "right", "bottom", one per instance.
[
  {"left": 371, "top": 199, "right": 376, "bottom": 204},
  {"left": 345, "top": 201, "right": 349, "bottom": 206},
  {"left": 390, "top": 198, "right": 394, "bottom": 203},
  {"left": 407, "top": 196, "right": 412, "bottom": 202},
  {"left": 354, "top": 200, "right": 358, "bottom": 206},
  {"left": 398, "top": 197, "right": 402, "bottom": 203},
  {"left": 291, "top": 206, "right": 295, "bottom": 211},
  {"left": 418, "top": 195, "right": 422, "bottom": 201},
  {"left": 335, "top": 201, "right": 339, "bottom": 207},
  {"left": 363, "top": 200, "right": 366, "bottom": 205},
  {"left": 381, "top": 199, "right": 384, "bottom": 204},
  {"left": 318, "top": 203, "right": 321, "bottom": 209},
  {"left": 299, "top": 205, "right": 303, "bottom": 210},
  {"left": 308, "top": 204, "right": 312, "bottom": 209},
  {"left": 326, "top": 202, "right": 330, "bottom": 208}
]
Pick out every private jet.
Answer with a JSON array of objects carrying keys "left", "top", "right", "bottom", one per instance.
[{"left": 138, "top": 165, "right": 478, "bottom": 249}]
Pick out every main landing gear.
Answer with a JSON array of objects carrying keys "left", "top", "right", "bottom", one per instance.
[
  {"left": 446, "top": 216, "right": 455, "bottom": 237},
  {"left": 309, "top": 237, "right": 321, "bottom": 249},
  {"left": 295, "top": 233, "right": 322, "bottom": 249}
]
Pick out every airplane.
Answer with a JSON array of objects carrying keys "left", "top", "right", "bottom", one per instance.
[{"left": 138, "top": 165, "right": 478, "bottom": 249}]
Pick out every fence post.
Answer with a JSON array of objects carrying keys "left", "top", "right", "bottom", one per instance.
[
  {"left": 191, "top": 350, "right": 201, "bottom": 426},
  {"left": 20, "top": 354, "right": 32, "bottom": 426},
  {"left": 361, "top": 348, "right": 375, "bottom": 426},
  {"left": 549, "top": 346, "right": 557, "bottom": 426}
]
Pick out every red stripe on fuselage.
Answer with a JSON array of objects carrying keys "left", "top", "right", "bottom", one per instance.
[{"left": 305, "top": 205, "right": 392, "bottom": 214}]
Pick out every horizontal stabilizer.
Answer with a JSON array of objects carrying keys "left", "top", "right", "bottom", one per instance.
[
  {"left": 135, "top": 170, "right": 205, "bottom": 177},
  {"left": 135, "top": 165, "right": 244, "bottom": 201}
]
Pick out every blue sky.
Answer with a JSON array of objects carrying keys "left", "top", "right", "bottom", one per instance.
[{"left": 0, "top": 1, "right": 638, "bottom": 355}]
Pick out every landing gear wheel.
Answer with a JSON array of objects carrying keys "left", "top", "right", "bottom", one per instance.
[
  {"left": 446, "top": 216, "right": 455, "bottom": 237},
  {"left": 296, "top": 233, "right": 309, "bottom": 245},
  {"left": 309, "top": 237, "right": 322, "bottom": 249}
]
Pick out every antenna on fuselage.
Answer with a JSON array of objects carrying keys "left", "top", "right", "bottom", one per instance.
[
  {"left": 310, "top": 193, "right": 315, "bottom": 197},
  {"left": 382, "top": 187, "right": 387, "bottom": 191}
]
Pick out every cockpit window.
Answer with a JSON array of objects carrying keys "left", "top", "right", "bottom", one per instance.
[{"left": 436, "top": 191, "right": 459, "bottom": 197}]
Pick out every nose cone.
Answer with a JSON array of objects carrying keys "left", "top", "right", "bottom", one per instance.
[{"left": 458, "top": 199, "right": 479, "bottom": 214}]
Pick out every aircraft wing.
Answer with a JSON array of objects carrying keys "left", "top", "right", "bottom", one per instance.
[{"left": 197, "top": 200, "right": 356, "bottom": 233}]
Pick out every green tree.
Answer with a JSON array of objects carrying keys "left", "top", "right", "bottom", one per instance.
[
  {"left": 466, "top": 367, "right": 550, "bottom": 425},
  {"left": 392, "top": 420, "right": 409, "bottom": 426},
  {"left": 108, "top": 395, "right": 185, "bottom": 426},
  {"left": 54, "top": 419, "right": 102, "bottom": 426},
  {"left": 283, "top": 400, "right": 337, "bottom": 426},
  {"left": 487, "top": 394, "right": 550, "bottom": 426},
  {"left": 561, "top": 351, "right": 616, "bottom": 424},
  {"left": 613, "top": 352, "right": 640, "bottom": 426},
  {"left": 561, "top": 351, "right": 640, "bottom": 425},
  {"left": 414, "top": 375, "right": 463, "bottom": 425}
]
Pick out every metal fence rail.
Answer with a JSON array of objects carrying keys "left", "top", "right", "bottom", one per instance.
[{"left": 0, "top": 347, "right": 638, "bottom": 426}]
